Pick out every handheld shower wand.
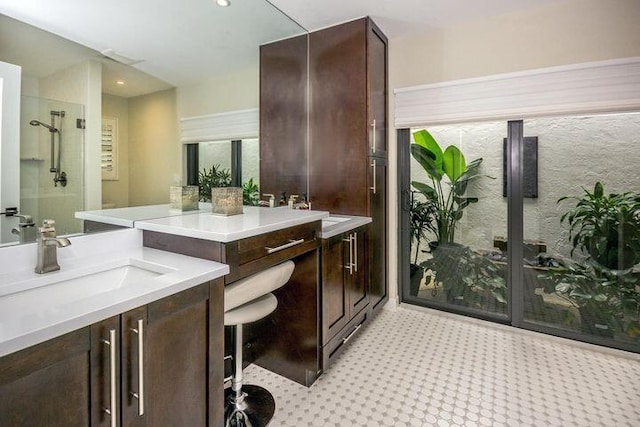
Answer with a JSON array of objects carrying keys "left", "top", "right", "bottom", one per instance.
[{"left": 30, "top": 111, "right": 67, "bottom": 187}]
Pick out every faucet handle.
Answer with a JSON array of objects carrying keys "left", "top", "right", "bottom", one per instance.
[{"left": 39, "top": 219, "right": 56, "bottom": 233}]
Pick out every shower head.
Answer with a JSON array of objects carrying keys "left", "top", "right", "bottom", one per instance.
[{"left": 30, "top": 120, "right": 58, "bottom": 132}]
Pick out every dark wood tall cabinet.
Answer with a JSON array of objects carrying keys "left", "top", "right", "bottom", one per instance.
[
  {"left": 308, "top": 18, "right": 388, "bottom": 311},
  {"left": 259, "top": 16, "right": 388, "bottom": 315}
]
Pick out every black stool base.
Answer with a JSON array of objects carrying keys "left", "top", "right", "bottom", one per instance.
[{"left": 224, "top": 384, "right": 276, "bottom": 427}]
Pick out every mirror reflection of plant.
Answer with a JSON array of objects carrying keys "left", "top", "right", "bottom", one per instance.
[
  {"left": 541, "top": 258, "right": 640, "bottom": 336},
  {"left": 410, "top": 192, "right": 437, "bottom": 265},
  {"left": 198, "top": 164, "right": 231, "bottom": 202},
  {"left": 410, "top": 129, "right": 494, "bottom": 244},
  {"left": 559, "top": 181, "right": 640, "bottom": 270},
  {"left": 242, "top": 178, "right": 260, "bottom": 206},
  {"left": 421, "top": 243, "right": 507, "bottom": 307}
]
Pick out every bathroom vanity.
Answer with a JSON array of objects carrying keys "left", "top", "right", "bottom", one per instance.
[
  {"left": 136, "top": 206, "right": 329, "bottom": 386},
  {"left": 0, "top": 229, "right": 229, "bottom": 426}
]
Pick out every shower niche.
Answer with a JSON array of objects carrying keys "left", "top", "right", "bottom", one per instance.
[{"left": 20, "top": 95, "right": 85, "bottom": 239}]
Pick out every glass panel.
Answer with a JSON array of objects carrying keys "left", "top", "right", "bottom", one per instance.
[
  {"left": 409, "top": 122, "right": 508, "bottom": 318},
  {"left": 241, "top": 138, "right": 260, "bottom": 206},
  {"left": 197, "top": 140, "right": 232, "bottom": 202},
  {"left": 523, "top": 113, "right": 640, "bottom": 350},
  {"left": 19, "top": 95, "right": 84, "bottom": 242}
]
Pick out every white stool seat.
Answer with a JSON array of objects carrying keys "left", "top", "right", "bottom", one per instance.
[
  {"left": 224, "top": 293, "right": 277, "bottom": 326},
  {"left": 224, "top": 260, "right": 295, "bottom": 312}
]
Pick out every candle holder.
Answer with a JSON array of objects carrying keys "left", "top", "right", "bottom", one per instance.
[
  {"left": 211, "top": 187, "right": 243, "bottom": 216},
  {"left": 170, "top": 185, "right": 199, "bottom": 211}
]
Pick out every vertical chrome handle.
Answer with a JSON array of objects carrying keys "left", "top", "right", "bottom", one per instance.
[
  {"left": 102, "top": 329, "right": 117, "bottom": 427},
  {"left": 370, "top": 119, "right": 376, "bottom": 154},
  {"left": 353, "top": 232, "right": 358, "bottom": 273},
  {"left": 370, "top": 160, "right": 377, "bottom": 194},
  {"left": 130, "top": 319, "right": 145, "bottom": 416},
  {"left": 343, "top": 235, "right": 353, "bottom": 275}
]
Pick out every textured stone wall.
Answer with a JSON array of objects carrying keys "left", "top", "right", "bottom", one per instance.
[{"left": 410, "top": 112, "right": 640, "bottom": 263}]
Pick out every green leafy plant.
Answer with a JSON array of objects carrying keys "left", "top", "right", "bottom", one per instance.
[
  {"left": 198, "top": 164, "right": 231, "bottom": 202},
  {"left": 242, "top": 178, "right": 260, "bottom": 206},
  {"left": 559, "top": 181, "right": 640, "bottom": 270},
  {"left": 543, "top": 182, "right": 640, "bottom": 337},
  {"left": 410, "top": 129, "right": 493, "bottom": 244}
]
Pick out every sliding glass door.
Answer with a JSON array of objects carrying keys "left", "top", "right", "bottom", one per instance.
[
  {"left": 519, "top": 113, "right": 640, "bottom": 351},
  {"left": 401, "top": 112, "right": 640, "bottom": 352},
  {"left": 405, "top": 121, "right": 509, "bottom": 321}
]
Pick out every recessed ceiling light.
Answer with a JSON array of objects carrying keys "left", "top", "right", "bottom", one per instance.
[
  {"left": 116, "top": 80, "right": 125, "bottom": 85},
  {"left": 216, "top": 0, "right": 230, "bottom": 6}
]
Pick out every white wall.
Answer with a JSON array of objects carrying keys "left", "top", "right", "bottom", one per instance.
[
  {"left": 0, "top": 61, "right": 21, "bottom": 244},
  {"left": 128, "top": 88, "right": 179, "bottom": 206},
  {"left": 388, "top": 0, "right": 640, "bottom": 303},
  {"left": 177, "top": 66, "right": 258, "bottom": 118},
  {"left": 102, "top": 94, "right": 130, "bottom": 208}
]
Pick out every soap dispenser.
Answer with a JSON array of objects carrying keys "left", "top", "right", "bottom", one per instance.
[{"left": 279, "top": 192, "right": 287, "bottom": 206}]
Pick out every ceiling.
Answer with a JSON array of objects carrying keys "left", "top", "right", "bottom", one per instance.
[
  {"left": 1, "top": 0, "right": 563, "bottom": 96},
  {"left": 270, "top": 0, "right": 562, "bottom": 37}
]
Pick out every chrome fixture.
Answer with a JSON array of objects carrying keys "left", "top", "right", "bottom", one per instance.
[
  {"left": 11, "top": 213, "right": 36, "bottom": 244},
  {"left": 30, "top": 110, "right": 68, "bottom": 187},
  {"left": 34, "top": 219, "right": 71, "bottom": 274}
]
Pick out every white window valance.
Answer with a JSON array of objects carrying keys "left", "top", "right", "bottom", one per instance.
[
  {"left": 179, "top": 108, "right": 258, "bottom": 143},
  {"left": 394, "top": 57, "right": 640, "bottom": 128}
]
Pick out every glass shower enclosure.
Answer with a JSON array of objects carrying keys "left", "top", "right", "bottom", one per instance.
[{"left": 12, "top": 95, "right": 84, "bottom": 243}]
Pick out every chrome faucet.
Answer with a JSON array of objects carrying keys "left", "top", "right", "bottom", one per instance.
[{"left": 34, "top": 219, "right": 71, "bottom": 274}]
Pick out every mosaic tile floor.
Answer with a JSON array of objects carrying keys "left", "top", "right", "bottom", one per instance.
[{"left": 244, "top": 305, "right": 640, "bottom": 426}]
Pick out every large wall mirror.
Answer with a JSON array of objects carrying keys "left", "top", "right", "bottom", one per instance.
[{"left": 0, "top": 0, "right": 306, "bottom": 245}]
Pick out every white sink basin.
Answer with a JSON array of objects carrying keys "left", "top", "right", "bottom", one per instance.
[
  {"left": 322, "top": 216, "right": 353, "bottom": 228},
  {"left": 0, "top": 258, "right": 174, "bottom": 299}
]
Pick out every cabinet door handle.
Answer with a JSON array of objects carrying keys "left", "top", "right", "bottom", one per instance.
[
  {"left": 130, "top": 319, "right": 145, "bottom": 416},
  {"left": 353, "top": 232, "right": 358, "bottom": 273},
  {"left": 102, "top": 329, "right": 117, "bottom": 427},
  {"left": 266, "top": 238, "right": 305, "bottom": 254},
  {"left": 343, "top": 236, "right": 353, "bottom": 275},
  {"left": 370, "top": 119, "right": 376, "bottom": 154},
  {"left": 370, "top": 160, "right": 377, "bottom": 194}
]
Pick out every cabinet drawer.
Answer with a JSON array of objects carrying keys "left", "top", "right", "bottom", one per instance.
[
  {"left": 322, "top": 307, "right": 368, "bottom": 370},
  {"left": 226, "top": 221, "right": 320, "bottom": 282}
]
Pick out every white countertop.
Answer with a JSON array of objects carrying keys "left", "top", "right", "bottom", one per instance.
[
  {"left": 75, "top": 203, "right": 213, "bottom": 228},
  {"left": 135, "top": 206, "right": 329, "bottom": 242},
  {"left": 319, "top": 214, "right": 373, "bottom": 239},
  {"left": 0, "top": 228, "right": 228, "bottom": 357}
]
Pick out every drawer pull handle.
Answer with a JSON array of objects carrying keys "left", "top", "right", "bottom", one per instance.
[
  {"left": 266, "top": 238, "right": 305, "bottom": 254},
  {"left": 370, "top": 160, "right": 377, "bottom": 194},
  {"left": 342, "top": 323, "right": 363, "bottom": 344}
]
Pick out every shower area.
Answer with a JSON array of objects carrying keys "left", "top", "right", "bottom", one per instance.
[{"left": 17, "top": 95, "right": 84, "bottom": 242}]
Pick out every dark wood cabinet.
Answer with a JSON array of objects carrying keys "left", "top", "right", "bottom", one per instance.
[
  {"left": 321, "top": 225, "right": 369, "bottom": 368},
  {"left": 91, "top": 281, "right": 222, "bottom": 427},
  {"left": 307, "top": 17, "right": 388, "bottom": 313},
  {"left": 143, "top": 223, "right": 322, "bottom": 387},
  {"left": 1, "top": 280, "right": 223, "bottom": 427},
  {"left": 0, "top": 328, "right": 91, "bottom": 427}
]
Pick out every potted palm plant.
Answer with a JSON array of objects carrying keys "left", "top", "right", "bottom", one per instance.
[{"left": 410, "top": 130, "right": 504, "bottom": 307}]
